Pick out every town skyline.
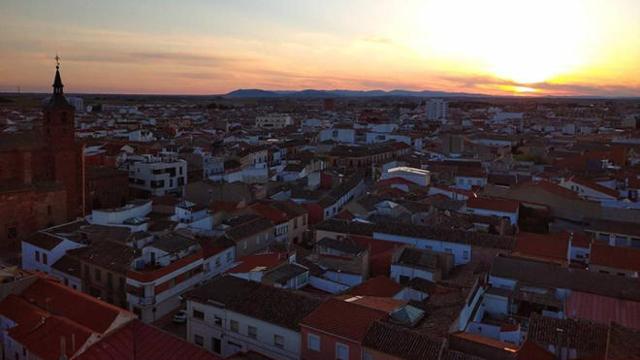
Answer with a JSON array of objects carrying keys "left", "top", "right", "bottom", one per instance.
[{"left": 1, "top": 0, "right": 639, "bottom": 96}]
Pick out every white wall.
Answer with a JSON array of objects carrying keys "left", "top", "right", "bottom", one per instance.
[
  {"left": 373, "top": 232, "right": 471, "bottom": 265},
  {"left": 390, "top": 264, "right": 435, "bottom": 282},
  {"left": 21, "top": 239, "right": 84, "bottom": 274},
  {"left": 188, "top": 301, "right": 301, "bottom": 360},
  {"left": 91, "top": 201, "right": 152, "bottom": 225}
]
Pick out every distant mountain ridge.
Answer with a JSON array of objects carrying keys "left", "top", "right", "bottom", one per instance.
[{"left": 224, "top": 88, "right": 489, "bottom": 99}]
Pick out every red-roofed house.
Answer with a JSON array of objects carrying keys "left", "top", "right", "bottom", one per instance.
[
  {"left": 244, "top": 200, "right": 308, "bottom": 245},
  {"left": 227, "top": 252, "right": 289, "bottom": 282},
  {"left": 75, "top": 319, "right": 221, "bottom": 360},
  {"left": 589, "top": 243, "right": 640, "bottom": 278},
  {"left": 466, "top": 197, "right": 520, "bottom": 225},
  {"left": 0, "top": 276, "right": 135, "bottom": 360},
  {"left": 300, "top": 299, "right": 387, "bottom": 360}
]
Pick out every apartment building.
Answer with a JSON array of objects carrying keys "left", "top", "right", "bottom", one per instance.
[
  {"left": 127, "top": 154, "right": 188, "bottom": 196},
  {"left": 186, "top": 276, "right": 321, "bottom": 359}
]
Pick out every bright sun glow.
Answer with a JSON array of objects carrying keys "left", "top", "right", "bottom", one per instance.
[{"left": 411, "top": 0, "right": 589, "bottom": 84}]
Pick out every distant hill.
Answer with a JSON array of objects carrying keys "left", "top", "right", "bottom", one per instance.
[{"left": 224, "top": 88, "right": 489, "bottom": 99}]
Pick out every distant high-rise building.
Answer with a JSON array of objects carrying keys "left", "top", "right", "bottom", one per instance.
[{"left": 426, "top": 99, "right": 448, "bottom": 122}]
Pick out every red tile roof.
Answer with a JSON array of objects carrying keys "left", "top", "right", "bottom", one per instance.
[
  {"left": 75, "top": 319, "right": 221, "bottom": 360},
  {"left": 514, "top": 232, "right": 569, "bottom": 264},
  {"left": 247, "top": 202, "right": 289, "bottom": 224},
  {"left": 348, "top": 275, "right": 403, "bottom": 297},
  {"left": 228, "top": 252, "right": 288, "bottom": 273},
  {"left": 301, "top": 298, "right": 387, "bottom": 342},
  {"left": 566, "top": 291, "right": 640, "bottom": 330},
  {"left": 451, "top": 331, "right": 518, "bottom": 351},
  {"left": 9, "top": 315, "right": 93, "bottom": 360},
  {"left": 590, "top": 243, "right": 640, "bottom": 272},
  {"left": 19, "top": 277, "right": 129, "bottom": 333},
  {"left": 376, "top": 177, "right": 418, "bottom": 188},
  {"left": 516, "top": 340, "right": 555, "bottom": 360},
  {"left": 0, "top": 294, "right": 48, "bottom": 329},
  {"left": 336, "top": 296, "right": 406, "bottom": 313},
  {"left": 522, "top": 181, "right": 582, "bottom": 200}
]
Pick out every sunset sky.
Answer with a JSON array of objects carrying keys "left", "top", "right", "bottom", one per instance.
[{"left": 1, "top": 0, "right": 639, "bottom": 96}]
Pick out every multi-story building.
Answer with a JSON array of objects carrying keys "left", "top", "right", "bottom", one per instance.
[
  {"left": 255, "top": 114, "right": 294, "bottom": 129},
  {"left": 426, "top": 99, "right": 448, "bottom": 122},
  {"left": 186, "top": 276, "right": 321, "bottom": 359},
  {"left": 244, "top": 200, "right": 308, "bottom": 246},
  {"left": 223, "top": 215, "right": 275, "bottom": 257},
  {"left": 127, "top": 154, "right": 187, "bottom": 197},
  {"left": 0, "top": 275, "right": 220, "bottom": 360}
]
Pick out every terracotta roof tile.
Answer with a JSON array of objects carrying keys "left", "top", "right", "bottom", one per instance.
[
  {"left": 606, "top": 322, "right": 640, "bottom": 360},
  {"left": 362, "top": 320, "right": 445, "bottom": 360},
  {"left": 590, "top": 243, "right": 640, "bottom": 272},
  {"left": 348, "top": 275, "right": 403, "bottom": 297},
  {"left": 301, "top": 298, "right": 387, "bottom": 342},
  {"left": 514, "top": 232, "right": 569, "bottom": 264},
  {"left": 75, "top": 319, "right": 221, "bottom": 360},
  {"left": 528, "top": 313, "right": 608, "bottom": 358}
]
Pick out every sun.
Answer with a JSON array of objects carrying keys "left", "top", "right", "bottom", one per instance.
[{"left": 411, "top": 0, "right": 589, "bottom": 85}]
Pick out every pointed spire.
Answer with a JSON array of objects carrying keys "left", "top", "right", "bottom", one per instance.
[{"left": 53, "top": 54, "right": 64, "bottom": 95}]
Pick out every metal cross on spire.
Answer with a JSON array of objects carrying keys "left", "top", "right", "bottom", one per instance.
[{"left": 55, "top": 54, "right": 61, "bottom": 69}]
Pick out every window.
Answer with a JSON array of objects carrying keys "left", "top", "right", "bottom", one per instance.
[
  {"left": 463, "top": 250, "right": 470, "bottom": 260},
  {"left": 214, "top": 316, "right": 222, "bottom": 327},
  {"left": 230, "top": 320, "right": 239, "bottom": 333},
  {"left": 248, "top": 325, "right": 257, "bottom": 339},
  {"left": 274, "top": 334, "right": 284, "bottom": 349},
  {"left": 35, "top": 251, "right": 40, "bottom": 263},
  {"left": 226, "top": 252, "right": 232, "bottom": 262},
  {"left": 215, "top": 258, "right": 221, "bottom": 268},
  {"left": 307, "top": 333, "right": 320, "bottom": 351},
  {"left": 212, "top": 337, "right": 221, "bottom": 354},
  {"left": 336, "top": 342, "right": 349, "bottom": 360},
  {"left": 193, "top": 309, "right": 204, "bottom": 320},
  {"left": 194, "top": 334, "right": 204, "bottom": 346},
  {"left": 42, "top": 253, "right": 48, "bottom": 265}
]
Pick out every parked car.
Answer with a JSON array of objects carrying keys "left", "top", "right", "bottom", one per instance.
[{"left": 172, "top": 310, "right": 187, "bottom": 323}]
